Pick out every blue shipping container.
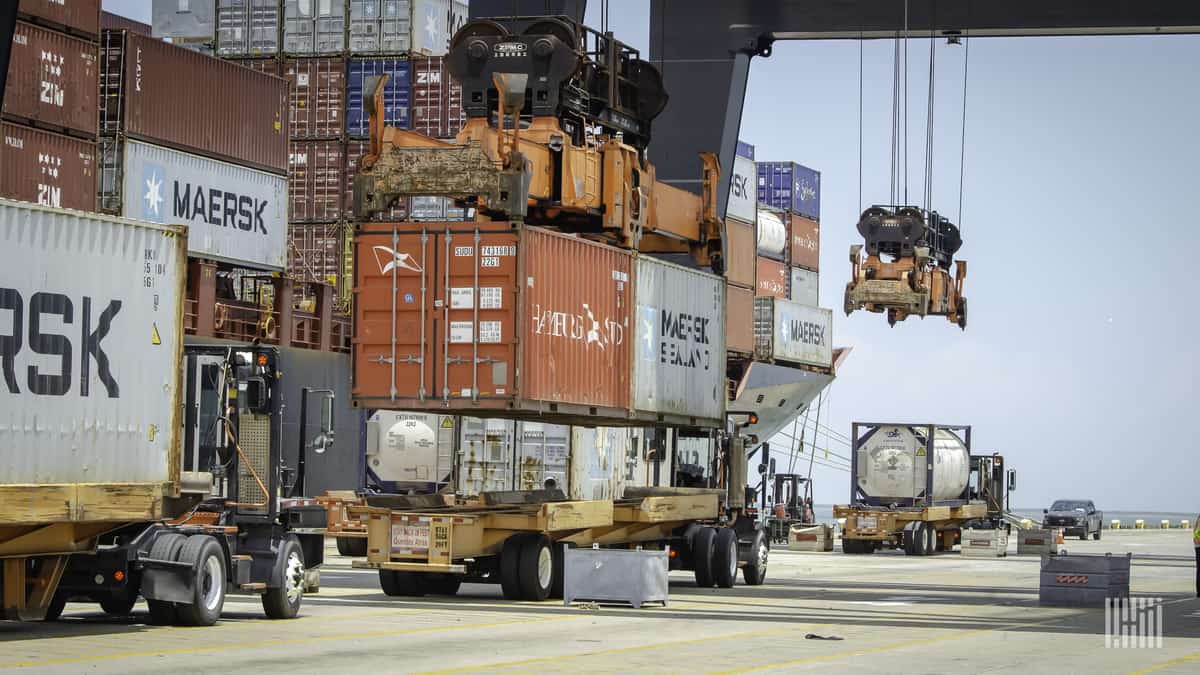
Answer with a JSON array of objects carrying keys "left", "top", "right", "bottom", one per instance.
[
  {"left": 756, "top": 161, "right": 821, "bottom": 222},
  {"left": 346, "top": 58, "right": 412, "bottom": 137},
  {"left": 736, "top": 140, "right": 754, "bottom": 160}
]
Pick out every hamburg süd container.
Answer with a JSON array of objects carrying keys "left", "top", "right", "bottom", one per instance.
[
  {"left": 288, "top": 221, "right": 344, "bottom": 285},
  {"left": 350, "top": 0, "right": 413, "bottom": 54},
  {"left": 724, "top": 216, "right": 756, "bottom": 288},
  {"left": 285, "top": 57, "right": 346, "bottom": 139},
  {"left": 633, "top": 256, "right": 725, "bottom": 426},
  {"left": 755, "top": 206, "right": 788, "bottom": 259},
  {"left": 100, "top": 30, "right": 288, "bottom": 175},
  {"left": 18, "top": 0, "right": 102, "bottom": 39},
  {"left": 1, "top": 123, "right": 97, "bottom": 212},
  {"left": 4, "top": 21, "right": 99, "bottom": 139},
  {"left": 410, "top": 56, "right": 466, "bottom": 140},
  {"left": 353, "top": 223, "right": 635, "bottom": 424},
  {"left": 283, "top": 0, "right": 347, "bottom": 55},
  {"left": 725, "top": 153, "right": 756, "bottom": 223},
  {"left": 725, "top": 283, "right": 754, "bottom": 355},
  {"left": 346, "top": 58, "right": 412, "bottom": 137},
  {"left": 0, "top": 197, "right": 184, "bottom": 496},
  {"left": 102, "top": 137, "right": 288, "bottom": 270},
  {"left": 216, "top": 0, "right": 281, "bottom": 57},
  {"left": 753, "top": 297, "right": 832, "bottom": 369},
  {"left": 288, "top": 139, "right": 345, "bottom": 222},
  {"left": 757, "top": 160, "right": 821, "bottom": 222},
  {"left": 410, "top": 0, "right": 470, "bottom": 57},
  {"left": 856, "top": 425, "right": 970, "bottom": 503},
  {"left": 789, "top": 265, "right": 819, "bottom": 306},
  {"left": 756, "top": 256, "right": 788, "bottom": 299},
  {"left": 789, "top": 213, "right": 820, "bottom": 271}
]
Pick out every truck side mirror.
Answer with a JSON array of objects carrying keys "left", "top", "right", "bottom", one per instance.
[{"left": 1007, "top": 469, "right": 1016, "bottom": 491}]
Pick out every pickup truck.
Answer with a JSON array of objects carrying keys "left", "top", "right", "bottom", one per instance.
[{"left": 1043, "top": 500, "right": 1102, "bottom": 540}]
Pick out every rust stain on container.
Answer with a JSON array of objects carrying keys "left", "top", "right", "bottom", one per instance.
[
  {"left": 288, "top": 139, "right": 344, "bottom": 222},
  {"left": 1, "top": 122, "right": 96, "bottom": 211},
  {"left": 756, "top": 256, "right": 789, "bottom": 299},
  {"left": 353, "top": 223, "right": 633, "bottom": 423},
  {"left": 410, "top": 56, "right": 465, "bottom": 140},
  {"left": 4, "top": 21, "right": 99, "bottom": 139},
  {"left": 285, "top": 57, "right": 346, "bottom": 139},
  {"left": 789, "top": 213, "right": 820, "bottom": 272},
  {"left": 18, "top": 0, "right": 101, "bottom": 40},
  {"left": 724, "top": 217, "right": 756, "bottom": 287},
  {"left": 101, "top": 31, "right": 288, "bottom": 174},
  {"left": 345, "top": 140, "right": 409, "bottom": 221},
  {"left": 725, "top": 283, "right": 755, "bottom": 354}
]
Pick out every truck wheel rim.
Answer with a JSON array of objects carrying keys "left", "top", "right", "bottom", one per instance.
[
  {"left": 728, "top": 541, "right": 738, "bottom": 577},
  {"left": 284, "top": 551, "right": 305, "bottom": 603},
  {"left": 757, "top": 541, "right": 768, "bottom": 572},
  {"left": 202, "top": 554, "right": 224, "bottom": 611},
  {"left": 537, "top": 546, "right": 553, "bottom": 590}
]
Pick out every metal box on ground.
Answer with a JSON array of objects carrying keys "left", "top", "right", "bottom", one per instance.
[
  {"left": 563, "top": 545, "right": 669, "bottom": 609},
  {"left": 1017, "top": 528, "right": 1060, "bottom": 555},
  {"left": 960, "top": 528, "right": 1008, "bottom": 557},
  {"left": 1039, "top": 552, "right": 1131, "bottom": 606},
  {"left": 4, "top": 21, "right": 99, "bottom": 139},
  {"left": 788, "top": 524, "right": 834, "bottom": 552},
  {"left": 753, "top": 297, "right": 833, "bottom": 369}
]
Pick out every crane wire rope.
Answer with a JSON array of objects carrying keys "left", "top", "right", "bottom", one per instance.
[
  {"left": 858, "top": 30, "right": 864, "bottom": 212},
  {"left": 806, "top": 390, "right": 825, "bottom": 482},
  {"left": 903, "top": 0, "right": 910, "bottom": 205},
  {"left": 890, "top": 34, "right": 900, "bottom": 205},
  {"left": 958, "top": 31, "right": 970, "bottom": 232},
  {"left": 923, "top": 20, "right": 937, "bottom": 214}
]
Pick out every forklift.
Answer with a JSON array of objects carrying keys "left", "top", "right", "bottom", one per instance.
[
  {"left": 765, "top": 473, "right": 816, "bottom": 545},
  {"left": 47, "top": 345, "right": 332, "bottom": 625}
]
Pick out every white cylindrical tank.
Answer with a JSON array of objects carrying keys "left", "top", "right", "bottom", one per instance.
[
  {"left": 756, "top": 208, "right": 787, "bottom": 257},
  {"left": 856, "top": 425, "right": 969, "bottom": 502},
  {"left": 366, "top": 411, "right": 453, "bottom": 484}
]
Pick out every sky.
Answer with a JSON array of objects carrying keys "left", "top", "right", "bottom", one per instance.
[{"left": 106, "top": 1, "right": 1200, "bottom": 513}]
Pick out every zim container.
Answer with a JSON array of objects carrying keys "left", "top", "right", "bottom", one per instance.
[
  {"left": 410, "top": 56, "right": 465, "bottom": 140},
  {"left": 285, "top": 57, "right": 346, "bottom": 139},
  {"left": 17, "top": 0, "right": 102, "bottom": 40},
  {"left": 346, "top": 57, "right": 411, "bottom": 137},
  {"left": 4, "top": 21, "right": 99, "bottom": 139},
  {"left": 0, "top": 122, "right": 97, "bottom": 212},
  {"left": 288, "top": 139, "right": 345, "bottom": 222}
]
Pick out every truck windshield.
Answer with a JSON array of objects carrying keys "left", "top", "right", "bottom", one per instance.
[{"left": 1050, "top": 500, "right": 1088, "bottom": 511}]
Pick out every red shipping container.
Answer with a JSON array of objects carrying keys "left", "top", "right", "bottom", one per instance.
[
  {"left": 353, "top": 223, "right": 633, "bottom": 423},
  {"left": 726, "top": 283, "right": 754, "bottom": 354},
  {"left": 756, "top": 256, "right": 789, "bottom": 299},
  {"left": 100, "top": 10, "right": 150, "bottom": 35},
  {"left": 789, "top": 213, "right": 820, "bottom": 271},
  {"left": 229, "top": 58, "right": 282, "bottom": 77},
  {"left": 4, "top": 21, "right": 98, "bottom": 139},
  {"left": 288, "top": 139, "right": 344, "bottom": 222},
  {"left": 289, "top": 222, "right": 344, "bottom": 285},
  {"left": 284, "top": 57, "right": 345, "bottom": 139},
  {"left": 409, "top": 56, "right": 465, "bottom": 140},
  {"left": 18, "top": 0, "right": 101, "bottom": 40},
  {"left": 344, "top": 140, "right": 409, "bottom": 221},
  {"left": 1, "top": 122, "right": 96, "bottom": 211}
]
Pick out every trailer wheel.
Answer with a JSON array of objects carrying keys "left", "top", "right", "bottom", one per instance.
[
  {"left": 99, "top": 579, "right": 140, "bottom": 616},
  {"left": 518, "top": 534, "right": 554, "bottom": 601},
  {"left": 841, "top": 538, "right": 860, "bottom": 554},
  {"left": 499, "top": 535, "right": 525, "bottom": 600},
  {"left": 712, "top": 528, "right": 738, "bottom": 589},
  {"left": 692, "top": 527, "right": 717, "bottom": 587},
  {"left": 146, "top": 533, "right": 187, "bottom": 625},
  {"left": 336, "top": 536, "right": 368, "bottom": 557},
  {"left": 427, "top": 574, "right": 462, "bottom": 596},
  {"left": 262, "top": 538, "right": 305, "bottom": 619},
  {"left": 175, "top": 536, "right": 226, "bottom": 627},
  {"left": 921, "top": 524, "right": 935, "bottom": 556},
  {"left": 742, "top": 530, "right": 769, "bottom": 586},
  {"left": 379, "top": 570, "right": 425, "bottom": 596}
]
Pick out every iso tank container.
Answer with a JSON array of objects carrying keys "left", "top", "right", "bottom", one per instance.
[
  {"left": 856, "top": 425, "right": 970, "bottom": 503},
  {"left": 216, "top": 0, "right": 282, "bottom": 57},
  {"left": 633, "top": 257, "right": 725, "bottom": 427},
  {"left": 346, "top": 58, "right": 411, "bottom": 137},
  {"left": 4, "top": 21, "right": 99, "bottom": 139},
  {"left": 18, "top": 0, "right": 102, "bottom": 39},
  {"left": 755, "top": 207, "right": 788, "bottom": 260},
  {"left": 283, "top": 0, "right": 346, "bottom": 55},
  {"left": 99, "top": 30, "right": 288, "bottom": 175},
  {"left": 353, "top": 223, "right": 634, "bottom": 424},
  {"left": 100, "top": 138, "right": 288, "bottom": 270},
  {"left": 1, "top": 123, "right": 97, "bottom": 212},
  {"left": 410, "top": 56, "right": 465, "bottom": 139},
  {"left": 753, "top": 297, "right": 832, "bottom": 369},
  {"left": 285, "top": 57, "right": 346, "bottom": 139},
  {"left": 757, "top": 161, "right": 821, "bottom": 222},
  {"left": 0, "top": 199, "right": 185, "bottom": 528},
  {"left": 366, "top": 410, "right": 456, "bottom": 485}
]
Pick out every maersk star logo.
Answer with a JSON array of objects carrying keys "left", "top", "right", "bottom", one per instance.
[
  {"left": 425, "top": 7, "right": 439, "bottom": 47},
  {"left": 143, "top": 170, "right": 164, "bottom": 219}
]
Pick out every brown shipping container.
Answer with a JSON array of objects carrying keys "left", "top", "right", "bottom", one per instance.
[
  {"left": 354, "top": 223, "right": 634, "bottom": 421},
  {"left": 230, "top": 58, "right": 282, "bottom": 77},
  {"left": 285, "top": 58, "right": 346, "bottom": 139},
  {"left": 1, "top": 122, "right": 96, "bottom": 211},
  {"left": 756, "top": 256, "right": 789, "bottom": 299},
  {"left": 100, "top": 10, "right": 150, "bottom": 35},
  {"left": 789, "top": 213, "right": 820, "bottom": 271},
  {"left": 289, "top": 139, "right": 344, "bottom": 222},
  {"left": 726, "top": 283, "right": 754, "bottom": 354},
  {"left": 4, "top": 22, "right": 99, "bottom": 138},
  {"left": 410, "top": 56, "right": 465, "bottom": 140},
  {"left": 725, "top": 217, "right": 756, "bottom": 287},
  {"left": 18, "top": 0, "right": 101, "bottom": 39},
  {"left": 289, "top": 222, "right": 344, "bottom": 285},
  {"left": 345, "top": 140, "right": 410, "bottom": 221},
  {"left": 103, "top": 31, "right": 288, "bottom": 174}
]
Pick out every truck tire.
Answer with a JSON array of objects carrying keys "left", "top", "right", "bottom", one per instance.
[
  {"left": 1093, "top": 527, "right": 1101, "bottom": 541},
  {"left": 922, "top": 524, "right": 936, "bottom": 556},
  {"left": 262, "top": 537, "right": 305, "bottom": 619},
  {"left": 500, "top": 534, "right": 525, "bottom": 600},
  {"left": 336, "top": 536, "right": 368, "bottom": 557},
  {"left": 742, "top": 529, "right": 768, "bottom": 586},
  {"left": 692, "top": 527, "right": 717, "bottom": 588},
  {"left": 712, "top": 528, "right": 738, "bottom": 589},
  {"left": 99, "top": 578, "right": 140, "bottom": 616},
  {"left": 1079, "top": 528, "right": 1088, "bottom": 541},
  {"left": 518, "top": 534, "right": 554, "bottom": 601},
  {"left": 902, "top": 524, "right": 917, "bottom": 555},
  {"left": 146, "top": 532, "right": 187, "bottom": 625},
  {"left": 426, "top": 574, "right": 463, "bottom": 596},
  {"left": 174, "top": 536, "right": 226, "bottom": 627},
  {"left": 379, "top": 570, "right": 424, "bottom": 596},
  {"left": 841, "top": 538, "right": 861, "bottom": 554}
]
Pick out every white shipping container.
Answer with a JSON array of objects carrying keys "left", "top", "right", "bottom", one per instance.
[
  {"left": 754, "top": 297, "right": 833, "bottom": 369},
  {"left": 0, "top": 199, "right": 185, "bottom": 485},
  {"left": 119, "top": 139, "right": 288, "bottom": 271},
  {"left": 410, "top": 0, "right": 469, "bottom": 56},
  {"left": 789, "top": 266, "right": 819, "bottom": 306},
  {"left": 633, "top": 257, "right": 725, "bottom": 424},
  {"left": 725, "top": 154, "right": 756, "bottom": 223}
]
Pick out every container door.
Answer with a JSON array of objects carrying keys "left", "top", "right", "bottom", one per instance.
[{"left": 457, "top": 417, "right": 514, "bottom": 495}]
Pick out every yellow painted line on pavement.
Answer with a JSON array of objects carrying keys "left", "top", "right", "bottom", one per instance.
[{"left": 1127, "top": 650, "right": 1200, "bottom": 674}]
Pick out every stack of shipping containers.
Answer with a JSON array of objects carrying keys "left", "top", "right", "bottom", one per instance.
[
  {"left": 756, "top": 159, "right": 821, "bottom": 306},
  {"left": 723, "top": 141, "right": 759, "bottom": 356}
]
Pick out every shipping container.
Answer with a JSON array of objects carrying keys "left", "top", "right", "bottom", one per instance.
[
  {"left": 756, "top": 256, "right": 788, "bottom": 299},
  {"left": 756, "top": 206, "right": 787, "bottom": 260},
  {"left": 1, "top": 122, "right": 97, "bottom": 211},
  {"left": 345, "top": 140, "right": 411, "bottom": 220},
  {"left": 757, "top": 161, "right": 821, "bottom": 222},
  {"left": 346, "top": 57, "right": 411, "bottom": 137},
  {"left": 409, "top": 195, "right": 469, "bottom": 221},
  {"left": 410, "top": 56, "right": 465, "bottom": 139},
  {"left": 0, "top": 197, "right": 185, "bottom": 487},
  {"left": 457, "top": 417, "right": 516, "bottom": 494},
  {"left": 735, "top": 139, "right": 754, "bottom": 161},
  {"left": 354, "top": 223, "right": 637, "bottom": 423},
  {"left": 100, "top": 30, "right": 289, "bottom": 174},
  {"left": 153, "top": 0, "right": 217, "bottom": 42},
  {"left": 633, "top": 257, "right": 725, "bottom": 425},
  {"left": 753, "top": 297, "right": 832, "bottom": 369},
  {"left": 569, "top": 426, "right": 635, "bottom": 501},
  {"left": 98, "top": 137, "right": 288, "bottom": 270},
  {"left": 724, "top": 217, "right": 756, "bottom": 288},
  {"left": 216, "top": 0, "right": 282, "bottom": 57},
  {"left": 102, "top": 10, "right": 151, "bottom": 35},
  {"left": 18, "top": 0, "right": 101, "bottom": 40},
  {"left": 366, "top": 410, "right": 455, "bottom": 485},
  {"left": 789, "top": 266, "right": 819, "bottom": 306},
  {"left": 350, "top": 0, "right": 412, "bottom": 54},
  {"left": 285, "top": 57, "right": 346, "bottom": 138},
  {"left": 289, "top": 139, "right": 345, "bottom": 222},
  {"left": 283, "top": 0, "right": 346, "bottom": 55},
  {"left": 725, "top": 154, "right": 756, "bottom": 223},
  {"left": 725, "top": 283, "right": 754, "bottom": 354},
  {"left": 4, "top": 21, "right": 99, "bottom": 138},
  {"left": 229, "top": 56, "right": 283, "bottom": 76},
  {"left": 410, "top": 0, "right": 469, "bottom": 57},
  {"left": 789, "top": 213, "right": 820, "bottom": 271},
  {"left": 289, "top": 221, "right": 344, "bottom": 285}
]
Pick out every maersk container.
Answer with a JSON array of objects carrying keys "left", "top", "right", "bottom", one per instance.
[
  {"left": 757, "top": 161, "right": 821, "bottom": 222},
  {"left": 410, "top": 0, "right": 469, "bottom": 57},
  {"left": 0, "top": 197, "right": 185, "bottom": 489},
  {"left": 283, "top": 0, "right": 346, "bottom": 55},
  {"left": 350, "top": 0, "right": 412, "bottom": 54},
  {"left": 216, "top": 0, "right": 282, "bottom": 57},
  {"left": 346, "top": 58, "right": 411, "bottom": 137},
  {"left": 633, "top": 257, "right": 725, "bottom": 426},
  {"left": 753, "top": 297, "right": 832, "bottom": 369},
  {"left": 104, "top": 138, "right": 288, "bottom": 270},
  {"left": 725, "top": 154, "right": 756, "bottom": 223}
]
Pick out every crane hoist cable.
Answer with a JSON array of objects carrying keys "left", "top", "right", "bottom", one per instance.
[
  {"left": 858, "top": 30, "right": 864, "bottom": 212},
  {"left": 903, "top": 0, "right": 910, "bottom": 205},
  {"left": 923, "top": 26, "right": 937, "bottom": 214},
  {"left": 958, "top": 32, "right": 970, "bottom": 233},
  {"left": 806, "top": 390, "right": 825, "bottom": 483}
]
